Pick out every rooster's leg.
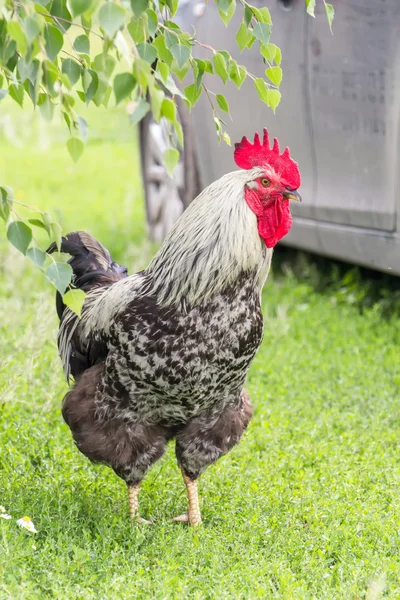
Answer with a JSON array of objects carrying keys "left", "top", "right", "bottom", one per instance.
[
  {"left": 127, "top": 484, "right": 151, "bottom": 524},
  {"left": 173, "top": 472, "right": 202, "bottom": 527}
]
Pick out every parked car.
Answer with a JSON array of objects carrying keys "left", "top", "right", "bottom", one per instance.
[{"left": 140, "top": 0, "right": 400, "bottom": 275}]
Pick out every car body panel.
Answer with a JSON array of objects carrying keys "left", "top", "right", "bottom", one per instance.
[{"left": 179, "top": 0, "right": 400, "bottom": 274}]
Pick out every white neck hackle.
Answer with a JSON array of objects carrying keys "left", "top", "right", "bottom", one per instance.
[
  {"left": 69, "top": 168, "right": 273, "bottom": 366},
  {"left": 147, "top": 168, "right": 273, "bottom": 307}
]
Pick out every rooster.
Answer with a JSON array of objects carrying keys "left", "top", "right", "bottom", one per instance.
[{"left": 49, "top": 129, "right": 301, "bottom": 526}]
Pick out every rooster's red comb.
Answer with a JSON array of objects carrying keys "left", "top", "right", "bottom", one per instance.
[{"left": 234, "top": 128, "right": 300, "bottom": 189}]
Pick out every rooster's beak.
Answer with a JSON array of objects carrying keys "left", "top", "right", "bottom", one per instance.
[{"left": 283, "top": 189, "right": 302, "bottom": 202}]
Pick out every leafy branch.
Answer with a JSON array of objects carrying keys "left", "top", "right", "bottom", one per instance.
[
  {"left": 0, "top": 186, "right": 83, "bottom": 314},
  {"left": 0, "top": 0, "right": 334, "bottom": 315}
]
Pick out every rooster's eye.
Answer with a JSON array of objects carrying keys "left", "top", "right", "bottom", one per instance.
[{"left": 261, "top": 178, "right": 270, "bottom": 187}]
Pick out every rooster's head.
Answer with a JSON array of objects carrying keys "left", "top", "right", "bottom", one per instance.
[{"left": 234, "top": 129, "right": 301, "bottom": 248}]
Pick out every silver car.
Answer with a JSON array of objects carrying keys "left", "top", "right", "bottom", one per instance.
[{"left": 140, "top": 0, "right": 400, "bottom": 275}]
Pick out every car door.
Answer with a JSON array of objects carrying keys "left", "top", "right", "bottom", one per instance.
[
  {"left": 188, "top": 0, "right": 399, "bottom": 232},
  {"left": 191, "top": 0, "right": 315, "bottom": 225},
  {"left": 306, "top": 0, "right": 400, "bottom": 231}
]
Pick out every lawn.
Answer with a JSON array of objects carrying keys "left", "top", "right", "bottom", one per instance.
[{"left": 1, "top": 104, "right": 400, "bottom": 599}]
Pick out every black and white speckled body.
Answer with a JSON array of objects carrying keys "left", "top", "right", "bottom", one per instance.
[
  {"left": 95, "top": 271, "right": 263, "bottom": 426},
  {"left": 58, "top": 169, "right": 274, "bottom": 485}
]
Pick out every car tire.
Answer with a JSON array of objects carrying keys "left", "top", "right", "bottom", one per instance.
[{"left": 139, "top": 97, "right": 201, "bottom": 243}]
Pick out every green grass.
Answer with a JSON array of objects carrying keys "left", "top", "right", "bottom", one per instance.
[{"left": 1, "top": 105, "right": 400, "bottom": 599}]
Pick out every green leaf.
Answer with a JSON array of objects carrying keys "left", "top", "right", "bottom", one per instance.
[
  {"left": 67, "top": 137, "right": 84, "bottom": 162},
  {"left": 173, "top": 120, "right": 183, "bottom": 147},
  {"left": 63, "top": 288, "right": 86, "bottom": 317},
  {"left": 46, "top": 261, "right": 73, "bottom": 294},
  {"left": 42, "top": 212, "right": 53, "bottom": 236},
  {"left": 18, "top": 58, "right": 33, "bottom": 83},
  {"left": 51, "top": 222, "right": 63, "bottom": 251},
  {"left": 128, "top": 98, "right": 150, "bottom": 125},
  {"left": 254, "top": 77, "right": 269, "bottom": 104},
  {"left": 213, "top": 52, "right": 229, "bottom": 84},
  {"left": 236, "top": 23, "right": 253, "bottom": 52},
  {"left": 260, "top": 43, "right": 276, "bottom": 63},
  {"left": 131, "top": 0, "right": 148, "bottom": 18},
  {"left": 28, "top": 218, "right": 47, "bottom": 230},
  {"left": 324, "top": 2, "right": 334, "bottom": 32},
  {"left": 113, "top": 72, "right": 136, "bottom": 104},
  {"left": 133, "top": 57, "right": 152, "bottom": 93},
  {"left": 275, "top": 46, "right": 282, "bottom": 66},
  {"left": 166, "top": 0, "right": 179, "bottom": 17},
  {"left": 184, "top": 83, "right": 201, "bottom": 108},
  {"left": 152, "top": 35, "right": 173, "bottom": 67},
  {"left": 216, "top": 0, "right": 233, "bottom": 15},
  {"left": 93, "top": 53, "right": 116, "bottom": 77},
  {"left": 218, "top": 1, "right": 236, "bottom": 25},
  {"left": 161, "top": 74, "right": 186, "bottom": 99},
  {"left": 251, "top": 6, "right": 272, "bottom": 24},
  {"left": 99, "top": 3, "right": 126, "bottom": 38},
  {"left": 62, "top": 58, "right": 81, "bottom": 86},
  {"left": 164, "top": 148, "right": 180, "bottom": 177},
  {"left": 7, "top": 21, "right": 28, "bottom": 55},
  {"left": 161, "top": 97, "right": 176, "bottom": 122},
  {"left": 24, "top": 16, "right": 41, "bottom": 44},
  {"left": 38, "top": 94, "right": 54, "bottom": 121},
  {"left": 51, "top": 0, "right": 72, "bottom": 31},
  {"left": 0, "top": 89, "right": 8, "bottom": 101},
  {"left": 68, "top": 0, "right": 92, "bottom": 18},
  {"left": 34, "top": 2, "right": 50, "bottom": 13},
  {"left": 244, "top": 4, "right": 252, "bottom": 26},
  {"left": 74, "top": 34, "right": 90, "bottom": 54},
  {"left": 267, "top": 89, "right": 281, "bottom": 112},
  {"left": 26, "top": 60, "right": 41, "bottom": 99},
  {"left": 27, "top": 247, "right": 46, "bottom": 269},
  {"left": 7, "top": 221, "right": 32, "bottom": 255},
  {"left": 44, "top": 24, "right": 63, "bottom": 61},
  {"left": 62, "top": 92, "right": 75, "bottom": 110},
  {"left": 163, "top": 29, "right": 177, "bottom": 49},
  {"left": 222, "top": 131, "right": 231, "bottom": 145},
  {"left": 157, "top": 61, "right": 169, "bottom": 83},
  {"left": 306, "top": 0, "right": 316, "bottom": 17},
  {"left": 127, "top": 16, "right": 148, "bottom": 44},
  {"left": 146, "top": 8, "right": 158, "bottom": 37},
  {"left": 216, "top": 93, "right": 229, "bottom": 113},
  {"left": 42, "top": 60, "right": 59, "bottom": 96},
  {"left": 63, "top": 111, "right": 72, "bottom": 131},
  {"left": 83, "top": 69, "right": 98, "bottom": 104},
  {"left": 78, "top": 115, "right": 88, "bottom": 142},
  {"left": 0, "top": 187, "right": 10, "bottom": 222},
  {"left": 171, "top": 60, "right": 190, "bottom": 82},
  {"left": 195, "top": 58, "right": 213, "bottom": 75},
  {"left": 150, "top": 87, "right": 164, "bottom": 121},
  {"left": 229, "top": 62, "right": 246, "bottom": 89},
  {"left": 3, "top": 37, "right": 17, "bottom": 64},
  {"left": 252, "top": 22, "right": 271, "bottom": 46},
  {"left": 137, "top": 42, "right": 157, "bottom": 64},
  {"left": 214, "top": 115, "right": 222, "bottom": 138},
  {"left": 9, "top": 84, "right": 24, "bottom": 108},
  {"left": 169, "top": 43, "right": 190, "bottom": 69},
  {"left": 266, "top": 66, "right": 282, "bottom": 87}
]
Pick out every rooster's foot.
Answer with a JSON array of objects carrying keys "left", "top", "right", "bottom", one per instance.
[
  {"left": 173, "top": 473, "right": 202, "bottom": 527},
  {"left": 136, "top": 517, "right": 152, "bottom": 525},
  {"left": 173, "top": 512, "right": 189, "bottom": 523}
]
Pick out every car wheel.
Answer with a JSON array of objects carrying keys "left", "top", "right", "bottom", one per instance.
[{"left": 139, "top": 99, "right": 201, "bottom": 242}]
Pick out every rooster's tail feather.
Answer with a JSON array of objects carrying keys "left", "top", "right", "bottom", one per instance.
[
  {"left": 47, "top": 232, "right": 128, "bottom": 381},
  {"left": 47, "top": 231, "right": 128, "bottom": 319}
]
